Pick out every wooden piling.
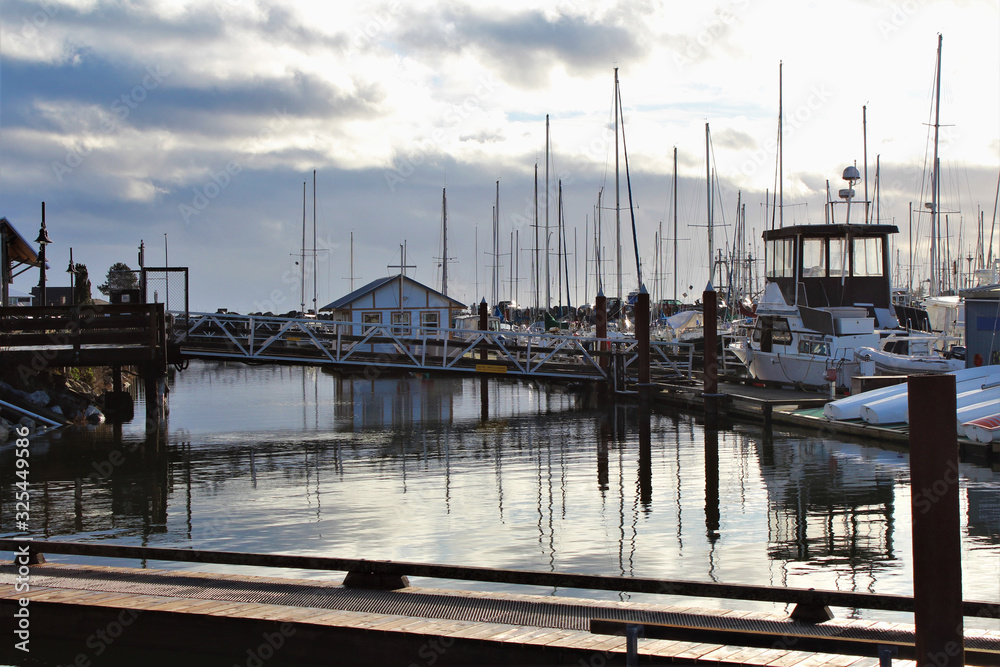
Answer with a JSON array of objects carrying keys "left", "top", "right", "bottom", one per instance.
[
  {"left": 702, "top": 284, "right": 719, "bottom": 416},
  {"left": 635, "top": 286, "right": 650, "bottom": 403},
  {"left": 908, "top": 373, "right": 964, "bottom": 667}
]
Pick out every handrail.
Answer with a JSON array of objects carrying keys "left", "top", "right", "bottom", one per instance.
[
  {"left": 4, "top": 539, "right": 998, "bottom": 618},
  {"left": 168, "top": 311, "right": 695, "bottom": 382}
]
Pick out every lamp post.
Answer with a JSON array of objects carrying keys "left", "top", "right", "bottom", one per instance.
[
  {"left": 36, "top": 202, "right": 53, "bottom": 307},
  {"left": 66, "top": 247, "right": 77, "bottom": 307}
]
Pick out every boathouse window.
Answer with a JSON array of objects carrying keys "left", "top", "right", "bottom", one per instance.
[
  {"left": 420, "top": 312, "right": 439, "bottom": 329},
  {"left": 362, "top": 312, "right": 381, "bottom": 332},
  {"left": 853, "top": 237, "right": 883, "bottom": 277},
  {"left": 391, "top": 311, "right": 411, "bottom": 334},
  {"left": 767, "top": 238, "right": 794, "bottom": 278},
  {"left": 801, "top": 238, "right": 826, "bottom": 277}
]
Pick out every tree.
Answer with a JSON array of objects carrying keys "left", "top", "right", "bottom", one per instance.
[
  {"left": 97, "top": 262, "right": 138, "bottom": 296},
  {"left": 72, "top": 263, "right": 92, "bottom": 305}
]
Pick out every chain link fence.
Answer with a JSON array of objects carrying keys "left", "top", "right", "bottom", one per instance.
[{"left": 141, "top": 267, "right": 189, "bottom": 335}]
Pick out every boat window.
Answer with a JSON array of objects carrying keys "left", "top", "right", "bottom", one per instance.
[
  {"left": 767, "top": 238, "right": 795, "bottom": 278},
  {"left": 829, "top": 238, "right": 848, "bottom": 277},
  {"left": 801, "top": 238, "right": 826, "bottom": 277},
  {"left": 772, "top": 318, "right": 792, "bottom": 345},
  {"left": 853, "top": 236, "right": 883, "bottom": 277},
  {"left": 798, "top": 336, "right": 829, "bottom": 356}
]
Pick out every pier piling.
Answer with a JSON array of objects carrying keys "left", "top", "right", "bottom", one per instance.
[{"left": 908, "top": 373, "right": 964, "bottom": 667}]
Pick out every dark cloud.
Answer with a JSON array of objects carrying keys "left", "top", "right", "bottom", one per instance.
[{"left": 394, "top": 6, "right": 649, "bottom": 88}]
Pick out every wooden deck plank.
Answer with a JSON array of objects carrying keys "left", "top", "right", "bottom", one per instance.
[{"left": 672, "top": 642, "right": 728, "bottom": 660}]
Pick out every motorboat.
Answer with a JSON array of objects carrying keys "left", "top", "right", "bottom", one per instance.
[
  {"left": 854, "top": 333, "right": 964, "bottom": 376},
  {"left": 727, "top": 179, "right": 906, "bottom": 392}
]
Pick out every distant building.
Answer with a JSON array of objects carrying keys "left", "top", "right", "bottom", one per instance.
[
  {"left": 30, "top": 286, "right": 74, "bottom": 307},
  {"left": 6, "top": 288, "right": 33, "bottom": 307},
  {"left": 320, "top": 275, "right": 466, "bottom": 336}
]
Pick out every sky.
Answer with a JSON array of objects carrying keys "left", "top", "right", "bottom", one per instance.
[{"left": 1, "top": 0, "right": 999, "bottom": 314}]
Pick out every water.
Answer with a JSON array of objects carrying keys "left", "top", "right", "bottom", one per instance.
[{"left": 3, "top": 361, "right": 999, "bottom": 628}]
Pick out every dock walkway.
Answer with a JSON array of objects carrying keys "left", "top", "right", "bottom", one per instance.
[{"left": 5, "top": 561, "right": 1000, "bottom": 666}]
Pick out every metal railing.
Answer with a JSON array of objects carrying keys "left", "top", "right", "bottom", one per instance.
[
  {"left": 5, "top": 539, "right": 999, "bottom": 620},
  {"left": 169, "top": 311, "right": 694, "bottom": 383}
]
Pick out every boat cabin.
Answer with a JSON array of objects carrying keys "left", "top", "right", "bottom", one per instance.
[{"left": 764, "top": 223, "right": 897, "bottom": 314}]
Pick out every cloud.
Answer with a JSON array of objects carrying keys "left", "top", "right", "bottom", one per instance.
[{"left": 394, "top": 5, "right": 649, "bottom": 88}]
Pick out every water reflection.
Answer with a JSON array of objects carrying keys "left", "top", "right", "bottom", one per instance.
[{"left": 1, "top": 361, "right": 997, "bottom": 623}]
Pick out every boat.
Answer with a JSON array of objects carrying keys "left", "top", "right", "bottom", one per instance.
[
  {"left": 831, "top": 365, "right": 1000, "bottom": 425},
  {"left": 854, "top": 333, "right": 964, "bottom": 375},
  {"left": 727, "top": 180, "right": 903, "bottom": 391},
  {"left": 963, "top": 414, "right": 1000, "bottom": 443}
]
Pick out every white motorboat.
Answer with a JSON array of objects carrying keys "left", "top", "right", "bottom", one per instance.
[
  {"left": 854, "top": 333, "right": 963, "bottom": 376},
  {"left": 825, "top": 365, "right": 1000, "bottom": 424},
  {"left": 728, "top": 194, "right": 904, "bottom": 392}
]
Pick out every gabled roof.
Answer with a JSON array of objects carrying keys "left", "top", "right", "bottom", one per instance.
[{"left": 320, "top": 275, "right": 466, "bottom": 311}]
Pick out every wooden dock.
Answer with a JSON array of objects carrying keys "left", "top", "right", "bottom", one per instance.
[
  {"left": 3, "top": 542, "right": 999, "bottom": 666},
  {"left": 651, "top": 380, "right": 1000, "bottom": 462}
]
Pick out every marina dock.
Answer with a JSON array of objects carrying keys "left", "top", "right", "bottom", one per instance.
[{"left": 4, "top": 542, "right": 1000, "bottom": 666}]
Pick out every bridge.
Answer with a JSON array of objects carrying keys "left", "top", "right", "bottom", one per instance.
[{"left": 171, "top": 311, "right": 696, "bottom": 386}]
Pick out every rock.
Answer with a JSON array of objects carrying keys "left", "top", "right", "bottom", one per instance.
[
  {"left": 84, "top": 405, "right": 105, "bottom": 425},
  {"left": 0, "top": 418, "right": 9, "bottom": 443},
  {"left": 26, "top": 390, "right": 50, "bottom": 407},
  {"left": 51, "top": 405, "right": 63, "bottom": 416},
  {"left": 18, "top": 417, "right": 35, "bottom": 432}
]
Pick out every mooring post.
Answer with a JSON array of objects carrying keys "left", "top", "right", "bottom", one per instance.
[
  {"left": 478, "top": 298, "right": 489, "bottom": 421},
  {"left": 908, "top": 373, "right": 964, "bottom": 667},
  {"left": 635, "top": 285, "right": 650, "bottom": 403},
  {"left": 478, "top": 298, "right": 488, "bottom": 362},
  {"left": 143, "top": 363, "right": 166, "bottom": 428},
  {"left": 702, "top": 283, "right": 719, "bottom": 417}
]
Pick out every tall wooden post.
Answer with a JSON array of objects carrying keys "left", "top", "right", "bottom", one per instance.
[
  {"left": 478, "top": 298, "right": 488, "bottom": 420},
  {"left": 703, "top": 283, "right": 719, "bottom": 417},
  {"left": 635, "top": 285, "right": 650, "bottom": 403},
  {"left": 595, "top": 290, "right": 608, "bottom": 371},
  {"left": 909, "top": 374, "right": 964, "bottom": 667}
]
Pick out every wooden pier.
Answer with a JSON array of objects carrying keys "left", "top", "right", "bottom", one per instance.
[{"left": 3, "top": 541, "right": 999, "bottom": 666}]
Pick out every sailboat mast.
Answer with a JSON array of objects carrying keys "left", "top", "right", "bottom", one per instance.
[
  {"left": 863, "top": 106, "right": 870, "bottom": 224},
  {"left": 300, "top": 180, "right": 306, "bottom": 314},
  {"left": 930, "top": 33, "right": 943, "bottom": 297},
  {"left": 442, "top": 187, "right": 448, "bottom": 296},
  {"left": 350, "top": 231, "right": 355, "bottom": 291},
  {"left": 312, "top": 169, "right": 317, "bottom": 315},
  {"left": 545, "top": 115, "right": 551, "bottom": 311},
  {"left": 779, "top": 61, "right": 783, "bottom": 229},
  {"left": 557, "top": 180, "right": 563, "bottom": 311},
  {"left": 534, "top": 162, "right": 539, "bottom": 317},
  {"left": 614, "top": 67, "right": 622, "bottom": 307},
  {"left": 706, "top": 122, "right": 713, "bottom": 286},
  {"left": 673, "top": 146, "right": 678, "bottom": 303}
]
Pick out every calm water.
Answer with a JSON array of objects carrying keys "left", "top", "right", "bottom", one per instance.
[{"left": 3, "top": 361, "right": 999, "bottom": 627}]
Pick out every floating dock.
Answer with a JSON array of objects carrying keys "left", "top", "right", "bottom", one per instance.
[{"left": 3, "top": 542, "right": 1000, "bottom": 666}]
